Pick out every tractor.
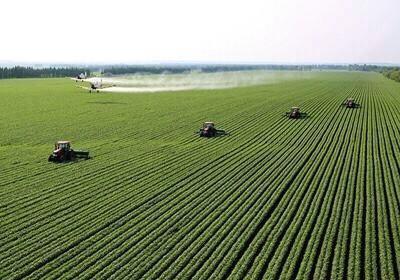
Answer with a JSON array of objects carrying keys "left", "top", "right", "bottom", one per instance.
[
  {"left": 48, "top": 141, "right": 90, "bottom": 163},
  {"left": 342, "top": 98, "right": 359, "bottom": 108},
  {"left": 285, "top": 107, "right": 307, "bottom": 119},
  {"left": 198, "top": 122, "right": 228, "bottom": 137}
]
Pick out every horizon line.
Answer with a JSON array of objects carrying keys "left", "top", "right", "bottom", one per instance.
[{"left": 0, "top": 60, "right": 399, "bottom": 67}]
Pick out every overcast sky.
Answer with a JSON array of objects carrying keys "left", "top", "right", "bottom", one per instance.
[{"left": 1, "top": 0, "right": 399, "bottom": 64}]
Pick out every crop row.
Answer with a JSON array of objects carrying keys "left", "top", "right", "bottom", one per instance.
[{"left": 1, "top": 73, "right": 400, "bottom": 279}]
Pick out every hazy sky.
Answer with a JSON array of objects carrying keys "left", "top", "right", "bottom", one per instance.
[{"left": 1, "top": 0, "right": 399, "bottom": 64}]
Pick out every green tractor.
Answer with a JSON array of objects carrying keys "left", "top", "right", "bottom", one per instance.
[
  {"left": 48, "top": 141, "right": 90, "bottom": 163},
  {"left": 198, "top": 122, "right": 228, "bottom": 138}
]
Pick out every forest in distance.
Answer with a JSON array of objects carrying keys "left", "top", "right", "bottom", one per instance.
[{"left": 1, "top": 64, "right": 399, "bottom": 80}]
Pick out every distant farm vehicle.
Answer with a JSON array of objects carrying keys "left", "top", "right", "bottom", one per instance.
[
  {"left": 73, "top": 72, "right": 87, "bottom": 82},
  {"left": 198, "top": 122, "right": 228, "bottom": 137},
  {"left": 342, "top": 98, "right": 360, "bottom": 108},
  {"left": 285, "top": 107, "right": 308, "bottom": 119},
  {"left": 48, "top": 141, "right": 90, "bottom": 163}
]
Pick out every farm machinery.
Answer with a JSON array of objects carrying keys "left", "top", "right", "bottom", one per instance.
[
  {"left": 198, "top": 122, "right": 228, "bottom": 137},
  {"left": 342, "top": 98, "right": 360, "bottom": 108},
  {"left": 48, "top": 141, "right": 90, "bottom": 163},
  {"left": 285, "top": 107, "right": 307, "bottom": 119}
]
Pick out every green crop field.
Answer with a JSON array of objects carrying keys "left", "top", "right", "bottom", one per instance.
[{"left": 1, "top": 72, "right": 399, "bottom": 279}]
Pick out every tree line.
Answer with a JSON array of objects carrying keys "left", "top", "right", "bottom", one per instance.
[
  {"left": 0, "top": 66, "right": 90, "bottom": 79},
  {"left": 101, "top": 64, "right": 399, "bottom": 75},
  {"left": 0, "top": 64, "right": 399, "bottom": 80},
  {"left": 381, "top": 68, "right": 400, "bottom": 83},
  {"left": 101, "top": 64, "right": 348, "bottom": 75}
]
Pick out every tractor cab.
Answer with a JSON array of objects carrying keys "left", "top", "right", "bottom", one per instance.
[
  {"left": 285, "top": 107, "right": 307, "bottom": 119},
  {"left": 288, "top": 107, "right": 300, "bottom": 118},
  {"left": 200, "top": 122, "right": 217, "bottom": 137},
  {"left": 343, "top": 98, "right": 357, "bottom": 108},
  {"left": 342, "top": 98, "right": 360, "bottom": 108},
  {"left": 291, "top": 107, "right": 300, "bottom": 113},
  {"left": 49, "top": 140, "right": 90, "bottom": 163},
  {"left": 198, "top": 121, "right": 227, "bottom": 137},
  {"left": 203, "top": 122, "right": 215, "bottom": 129},
  {"left": 55, "top": 141, "right": 71, "bottom": 151},
  {"left": 50, "top": 141, "right": 72, "bottom": 162}
]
